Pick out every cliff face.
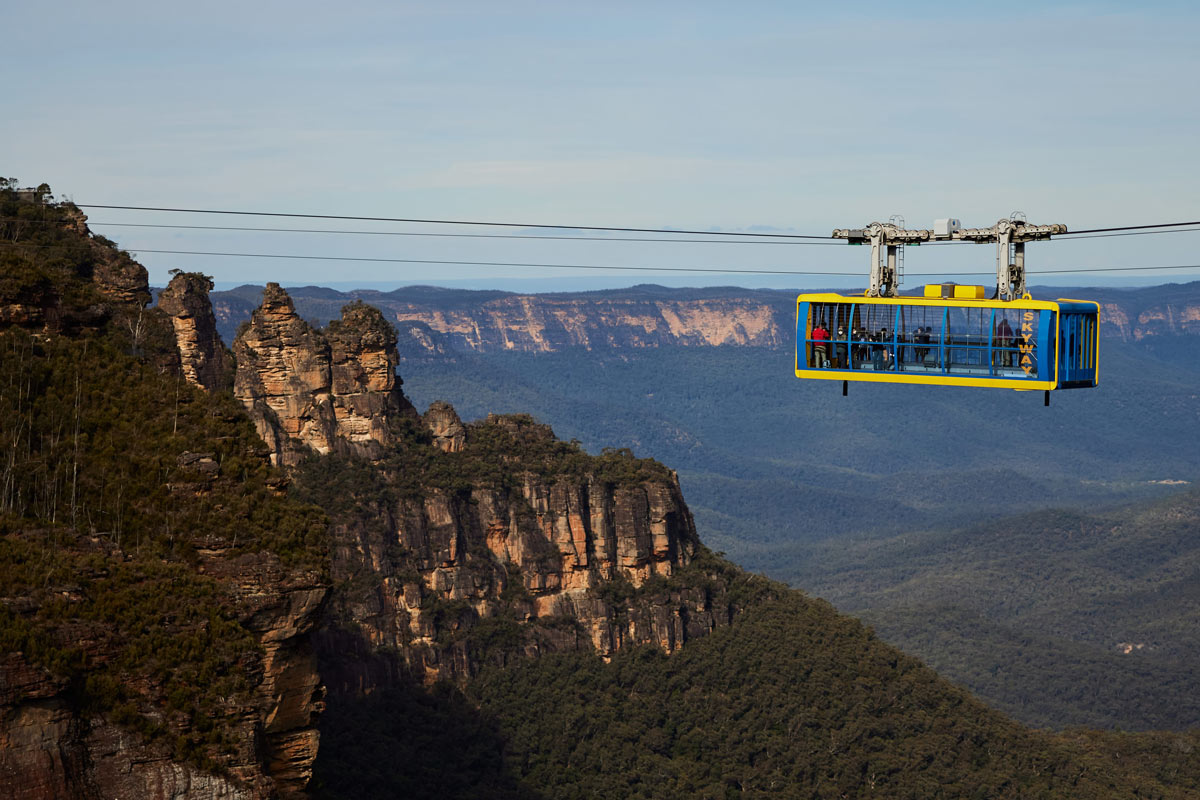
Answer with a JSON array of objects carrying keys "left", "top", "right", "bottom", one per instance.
[
  {"left": 386, "top": 294, "right": 783, "bottom": 352},
  {"left": 232, "top": 284, "right": 417, "bottom": 465},
  {"left": 1101, "top": 299, "right": 1200, "bottom": 341},
  {"left": 158, "top": 272, "right": 232, "bottom": 392},
  {"left": 319, "top": 424, "right": 715, "bottom": 688},
  {"left": 382, "top": 289, "right": 1200, "bottom": 351},
  {"left": 0, "top": 551, "right": 326, "bottom": 800},
  {"left": 210, "top": 556, "right": 328, "bottom": 797},
  {"left": 0, "top": 664, "right": 249, "bottom": 800}
]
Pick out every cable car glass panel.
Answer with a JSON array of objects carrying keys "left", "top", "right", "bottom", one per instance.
[{"left": 1059, "top": 311, "right": 1097, "bottom": 386}]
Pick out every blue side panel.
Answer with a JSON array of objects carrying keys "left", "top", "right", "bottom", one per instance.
[
  {"left": 796, "top": 301, "right": 809, "bottom": 371},
  {"left": 1057, "top": 310, "right": 1098, "bottom": 388}
]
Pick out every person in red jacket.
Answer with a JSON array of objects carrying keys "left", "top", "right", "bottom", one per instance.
[{"left": 811, "top": 320, "right": 830, "bottom": 367}]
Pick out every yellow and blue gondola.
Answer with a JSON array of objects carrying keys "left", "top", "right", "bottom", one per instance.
[{"left": 795, "top": 286, "right": 1099, "bottom": 396}]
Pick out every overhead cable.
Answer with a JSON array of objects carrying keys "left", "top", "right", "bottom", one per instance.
[
  {"left": 1059, "top": 220, "right": 1200, "bottom": 235},
  {"left": 74, "top": 220, "right": 843, "bottom": 246},
  {"left": 74, "top": 204, "right": 834, "bottom": 240}
]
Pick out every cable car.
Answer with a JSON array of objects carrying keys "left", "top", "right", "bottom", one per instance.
[
  {"left": 796, "top": 217, "right": 1099, "bottom": 404},
  {"left": 795, "top": 286, "right": 1099, "bottom": 399}
]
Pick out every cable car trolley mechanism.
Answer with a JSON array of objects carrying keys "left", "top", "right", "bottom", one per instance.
[{"left": 796, "top": 215, "right": 1099, "bottom": 405}]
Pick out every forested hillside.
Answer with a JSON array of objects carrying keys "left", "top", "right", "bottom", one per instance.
[
  {"left": 0, "top": 183, "right": 329, "bottom": 796},
  {"left": 315, "top": 588, "right": 1200, "bottom": 799},
  {"left": 790, "top": 489, "right": 1200, "bottom": 730}
]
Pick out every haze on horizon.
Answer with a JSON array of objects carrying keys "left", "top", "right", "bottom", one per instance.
[{"left": 4, "top": 0, "right": 1198, "bottom": 292}]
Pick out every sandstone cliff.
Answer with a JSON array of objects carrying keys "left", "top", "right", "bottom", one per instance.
[
  {"left": 158, "top": 271, "right": 233, "bottom": 392},
  {"left": 314, "top": 418, "right": 717, "bottom": 687},
  {"left": 1099, "top": 297, "right": 1200, "bottom": 341},
  {"left": 232, "top": 285, "right": 418, "bottom": 466},
  {"left": 385, "top": 293, "right": 783, "bottom": 352}
]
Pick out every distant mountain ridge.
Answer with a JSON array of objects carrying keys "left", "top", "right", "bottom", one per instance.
[{"left": 207, "top": 281, "right": 1200, "bottom": 356}]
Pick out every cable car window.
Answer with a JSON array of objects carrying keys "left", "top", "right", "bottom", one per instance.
[
  {"left": 992, "top": 308, "right": 1020, "bottom": 373},
  {"left": 897, "top": 305, "right": 942, "bottom": 371},
  {"left": 946, "top": 307, "right": 989, "bottom": 373}
]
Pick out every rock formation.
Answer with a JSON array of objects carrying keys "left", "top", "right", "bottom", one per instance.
[
  {"left": 0, "top": 553, "right": 326, "bottom": 800},
  {"left": 423, "top": 400, "right": 466, "bottom": 453},
  {"left": 228, "top": 288, "right": 728, "bottom": 684},
  {"left": 63, "top": 206, "right": 152, "bottom": 310},
  {"left": 233, "top": 285, "right": 417, "bottom": 465},
  {"left": 158, "top": 271, "right": 232, "bottom": 392},
  {"left": 348, "top": 465, "right": 706, "bottom": 658},
  {"left": 325, "top": 301, "right": 409, "bottom": 449}
]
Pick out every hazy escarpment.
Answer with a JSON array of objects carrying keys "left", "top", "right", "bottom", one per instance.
[
  {"left": 209, "top": 281, "right": 1200, "bottom": 356},
  {"left": 213, "top": 284, "right": 792, "bottom": 355}
]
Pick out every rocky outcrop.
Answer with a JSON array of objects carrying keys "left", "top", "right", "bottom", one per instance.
[
  {"left": 158, "top": 272, "right": 232, "bottom": 392},
  {"left": 60, "top": 206, "right": 152, "bottom": 311},
  {"left": 0, "top": 199, "right": 147, "bottom": 332},
  {"left": 90, "top": 249, "right": 150, "bottom": 310},
  {"left": 213, "top": 557, "right": 328, "bottom": 798},
  {"left": 326, "top": 302, "right": 408, "bottom": 449},
  {"left": 423, "top": 401, "right": 466, "bottom": 453},
  {"left": 232, "top": 285, "right": 417, "bottom": 465}
]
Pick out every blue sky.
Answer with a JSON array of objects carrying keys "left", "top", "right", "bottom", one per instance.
[{"left": 4, "top": 1, "right": 1198, "bottom": 291}]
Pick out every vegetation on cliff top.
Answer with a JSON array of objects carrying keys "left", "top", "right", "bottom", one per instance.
[
  {"left": 0, "top": 182, "right": 329, "bottom": 771},
  {"left": 295, "top": 408, "right": 676, "bottom": 512}
]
